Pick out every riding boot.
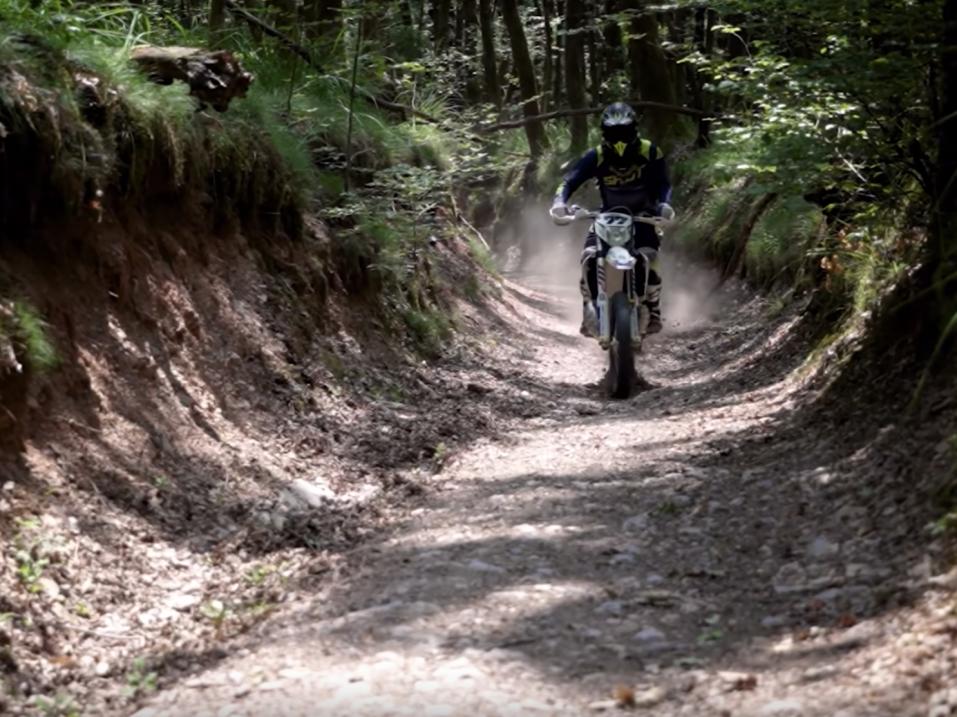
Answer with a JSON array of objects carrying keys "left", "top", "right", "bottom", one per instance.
[
  {"left": 644, "top": 274, "right": 663, "bottom": 334},
  {"left": 580, "top": 237, "right": 599, "bottom": 337},
  {"left": 579, "top": 276, "right": 599, "bottom": 337}
]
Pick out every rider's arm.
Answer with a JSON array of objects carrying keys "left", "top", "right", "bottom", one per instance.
[
  {"left": 646, "top": 145, "right": 673, "bottom": 206},
  {"left": 554, "top": 149, "right": 600, "bottom": 205}
]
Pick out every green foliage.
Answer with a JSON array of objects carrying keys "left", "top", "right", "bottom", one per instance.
[
  {"left": 401, "top": 306, "right": 453, "bottom": 358},
  {"left": 467, "top": 237, "right": 497, "bottom": 276},
  {"left": 681, "top": 0, "right": 938, "bottom": 208},
  {"left": 124, "top": 658, "right": 158, "bottom": 698},
  {"left": 30, "top": 693, "right": 79, "bottom": 717},
  {"left": 12, "top": 302, "right": 57, "bottom": 371},
  {"left": 1, "top": 300, "right": 57, "bottom": 372},
  {"left": 12, "top": 516, "right": 49, "bottom": 593}
]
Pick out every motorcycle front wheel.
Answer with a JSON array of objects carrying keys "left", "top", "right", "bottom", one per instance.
[{"left": 607, "top": 291, "right": 635, "bottom": 399}]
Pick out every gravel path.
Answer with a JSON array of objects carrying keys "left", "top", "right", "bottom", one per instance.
[{"left": 132, "top": 268, "right": 957, "bottom": 717}]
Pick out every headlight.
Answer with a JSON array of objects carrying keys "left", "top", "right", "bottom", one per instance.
[{"left": 595, "top": 212, "right": 633, "bottom": 247}]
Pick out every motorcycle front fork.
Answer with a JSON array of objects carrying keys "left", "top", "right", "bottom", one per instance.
[{"left": 591, "top": 256, "right": 648, "bottom": 350}]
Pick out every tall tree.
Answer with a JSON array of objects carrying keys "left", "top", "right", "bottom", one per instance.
[
  {"left": 934, "top": 0, "right": 957, "bottom": 316},
  {"left": 565, "top": 0, "right": 589, "bottom": 152},
  {"left": 602, "top": 1, "right": 625, "bottom": 85},
  {"left": 457, "top": 0, "right": 481, "bottom": 102},
  {"left": 552, "top": 0, "right": 565, "bottom": 108},
  {"left": 209, "top": 0, "right": 225, "bottom": 37},
  {"left": 501, "top": 0, "right": 548, "bottom": 156},
  {"left": 540, "top": 0, "right": 554, "bottom": 111},
  {"left": 478, "top": 0, "right": 501, "bottom": 107},
  {"left": 627, "top": 9, "right": 677, "bottom": 143},
  {"left": 303, "top": 0, "right": 343, "bottom": 42},
  {"left": 432, "top": 0, "right": 451, "bottom": 52}
]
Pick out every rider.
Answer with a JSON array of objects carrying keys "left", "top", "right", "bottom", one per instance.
[{"left": 550, "top": 102, "right": 674, "bottom": 336}]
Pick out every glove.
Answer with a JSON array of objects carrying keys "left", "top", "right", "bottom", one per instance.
[
  {"left": 657, "top": 202, "right": 675, "bottom": 221},
  {"left": 550, "top": 201, "right": 573, "bottom": 226}
]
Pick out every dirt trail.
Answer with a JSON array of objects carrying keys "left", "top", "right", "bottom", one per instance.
[{"left": 133, "top": 268, "right": 956, "bottom": 717}]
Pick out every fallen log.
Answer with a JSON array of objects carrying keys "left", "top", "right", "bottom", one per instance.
[{"left": 130, "top": 45, "right": 253, "bottom": 112}]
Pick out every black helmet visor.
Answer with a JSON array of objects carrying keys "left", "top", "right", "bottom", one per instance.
[{"left": 602, "top": 123, "right": 637, "bottom": 146}]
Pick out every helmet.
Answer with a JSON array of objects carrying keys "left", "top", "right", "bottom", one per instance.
[{"left": 600, "top": 102, "right": 638, "bottom": 156}]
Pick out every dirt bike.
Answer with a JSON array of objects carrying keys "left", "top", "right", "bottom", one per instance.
[{"left": 550, "top": 204, "right": 674, "bottom": 399}]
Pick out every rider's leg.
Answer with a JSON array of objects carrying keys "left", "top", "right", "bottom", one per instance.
[
  {"left": 645, "top": 262, "right": 663, "bottom": 334},
  {"left": 634, "top": 224, "right": 663, "bottom": 334},
  {"left": 580, "top": 232, "right": 599, "bottom": 336}
]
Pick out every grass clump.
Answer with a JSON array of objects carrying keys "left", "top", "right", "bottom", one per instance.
[{"left": 0, "top": 300, "right": 57, "bottom": 372}]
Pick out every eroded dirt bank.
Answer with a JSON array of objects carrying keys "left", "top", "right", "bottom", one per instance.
[
  {"left": 130, "top": 262, "right": 957, "bottom": 717},
  {"left": 0, "top": 212, "right": 549, "bottom": 715}
]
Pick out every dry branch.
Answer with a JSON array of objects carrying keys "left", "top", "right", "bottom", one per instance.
[{"left": 475, "top": 101, "right": 713, "bottom": 132}]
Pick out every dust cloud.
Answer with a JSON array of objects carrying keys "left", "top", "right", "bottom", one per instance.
[{"left": 497, "top": 201, "right": 720, "bottom": 334}]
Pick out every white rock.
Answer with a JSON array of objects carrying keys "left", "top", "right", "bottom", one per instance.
[
  {"left": 38, "top": 577, "right": 61, "bottom": 599},
  {"left": 94, "top": 661, "right": 111, "bottom": 677},
  {"left": 284, "top": 479, "right": 336, "bottom": 508},
  {"left": 168, "top": 593, "right": 201, "bottom": 611},
  {"left": 756, "top": 699, "right": 805, "bottom": 716},
  {"left": 625, "top": 685, "right": 667, "bottom": 707}
]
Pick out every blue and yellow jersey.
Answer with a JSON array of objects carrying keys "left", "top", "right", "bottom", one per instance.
[{"left": 556, "top": 138, "right": 672, "bottom": 215}]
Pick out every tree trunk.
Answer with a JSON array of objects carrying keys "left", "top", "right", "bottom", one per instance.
[
  {"left": 933, "top": 0, "right": 957, "bottom": 314},
  {"left": 458, "top": 0, "right": 481, "bottom": 102},
  {"left": 478, "top": 0, "right": 501, "bottom": 107},
  {"left": 587, "top": 7, "right": 601, "bottom": 105},
  {"left": 303, "top": 0, "right": 342, "bottom": 42},
  {"left": 628, "top": 9, "right": 676, "bottom": 143},
  {"left": 565, "top": 0, "right": 589, "bottom": 152},
  {"left": 602, "top": 0, "right": 624, "bottom": 83},
  {"left": 721, "top": 193, "right": 778, "bottom": 284},
  {"left": 541, "top": 0, "right": 554, "bottom": 111},
  {"left": 553, "top": 0, "right": 565, "bottom": 108},
  {"left": 209, "top": 0, "right": 226, "bottom": 37},
  {"left": 501, "top": 0, "right": 548, "bottom": 157},
  {"left": 432, "top": 0, "right": 451, "bottom": 52}
]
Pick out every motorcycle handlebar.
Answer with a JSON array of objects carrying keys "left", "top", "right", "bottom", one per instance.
[{"left": 564, "top": 205, "right": 677, "bottom": 228}]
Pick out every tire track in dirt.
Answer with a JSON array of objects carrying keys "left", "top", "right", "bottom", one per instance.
[{"left": 132, "top": 272, "right": 956, "bottom": 717}]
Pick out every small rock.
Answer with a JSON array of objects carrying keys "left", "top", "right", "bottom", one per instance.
[
  {"left": 718, "top": 671, "right": 757, "bottom": 691},
  {"left": 927, "top": 566, "right": 957, "bottom": 591},
  {"left": 801, "top": 665, "right": 838, "bottom": 683},
  {"left": 284, "top": 479, "right": 336, "bottom": 508},
  {"left": 807, "top": 536, "right": 840, "bottom": 561},
  {"left": 465, "top": 559, "right": 505, "bottom": 574},
  {"left": 94, "top": 661, "right": 111, "bottom": 677},
  {"left": 634, "top": 626, "right": 666, "bottom": 643},
  {"left": 168, "top": 593, "right": 201, "bottom": 611},
  {"left": 38, "top": 577, "right": 61, "bottom": 599},
  {"left": 632, "top": 686, "right": 666, "bottom": 708},
  {"left": 773, "top": 562, "right": 808, "bottom": 594},
  {"left": 622, "top": 515, "right": 649, "bottom": 532},
  {"left": 596, "top": 601, "right": 624, "bottom": 616},
  {"left": 756, "top": 699, "right": 805, "bottom": 716}
]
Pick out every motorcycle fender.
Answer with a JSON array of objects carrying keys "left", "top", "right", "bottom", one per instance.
[{"left": 606, "top": 246, "right": 637, "bottom": 271}]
